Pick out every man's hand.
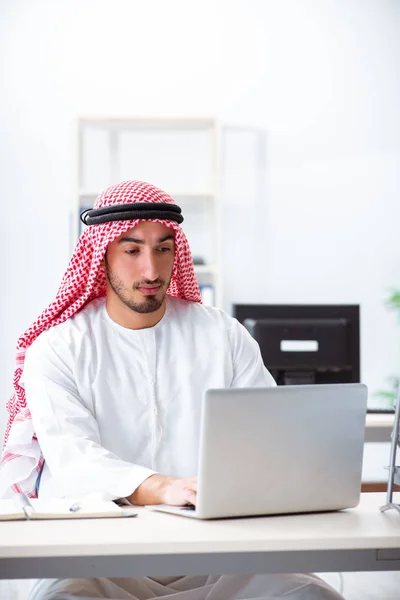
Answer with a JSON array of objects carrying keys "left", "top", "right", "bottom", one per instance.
[{"left": 127, "top": 474, "right": 197, "bottom": 506}]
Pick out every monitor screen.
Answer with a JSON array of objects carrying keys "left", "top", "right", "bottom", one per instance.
[{"left": 233, "top": 304, "right": 360, "bottom": 385}]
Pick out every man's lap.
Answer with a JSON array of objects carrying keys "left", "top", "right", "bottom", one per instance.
[{"left": 28, "top": 574, "right": 344, "bottom": 600}]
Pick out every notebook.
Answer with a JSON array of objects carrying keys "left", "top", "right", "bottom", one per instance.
[{"left": 0, "top": 494, "right": 138, "bottom": 520}]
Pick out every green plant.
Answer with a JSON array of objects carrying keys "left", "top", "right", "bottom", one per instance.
[
  {"left": 374, "top": 289, "right": 400, "bottom": 408},
  {"left": 386, "top": 289, "right": 400, "bottom": 314}
]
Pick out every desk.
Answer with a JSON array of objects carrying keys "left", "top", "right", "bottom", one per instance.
[
  {"left": 1, "top": 493, "right": 399, "bottom": 580},
  {"left": 365, "top": 414, "right": 395, "bottom": 443},
  {"left": 362, "top": 414, "right": 397, "bottom": 491}
]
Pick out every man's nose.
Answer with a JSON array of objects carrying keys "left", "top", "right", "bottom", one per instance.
[{"left": 141, "top": 253, "right": 159, "bottom": 281}]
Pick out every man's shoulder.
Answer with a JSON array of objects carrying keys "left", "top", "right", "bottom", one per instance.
[
  {"left": 167, "top": 296, "right": 236, "bottom": 329},
  {"left": 27, "top": 298, "right": 105, "bottom": 357}
]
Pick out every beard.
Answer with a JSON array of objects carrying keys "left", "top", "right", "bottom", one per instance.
[{"left": 104, "top": 259, "right": 170, "bottom": 314}]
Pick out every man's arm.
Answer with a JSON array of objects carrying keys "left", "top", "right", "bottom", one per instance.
[
  {"left": 23, "top": 336, "right": 195, "bottom": 505},
  {"left": 228, "top": 318, "right": 276, "bottom": 388}
]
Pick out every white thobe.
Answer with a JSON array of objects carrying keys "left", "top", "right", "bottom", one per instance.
[{"left": 23, "top": 296, "right": 343, "bottom": 600}]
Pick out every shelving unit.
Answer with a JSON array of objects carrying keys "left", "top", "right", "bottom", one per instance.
[{"left": 75, "top": 117, "right": 222, "bottom": 306}]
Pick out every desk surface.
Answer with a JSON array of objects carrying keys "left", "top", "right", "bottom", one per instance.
[
  {"left": 1, "top": 493, "right": 400, "bottom": 579},
  {"left": 366, "top": 413, "right": 394, "bottom": 427},
  {"left": 365, "top": 413, "right": 394, "bottom": 443}
]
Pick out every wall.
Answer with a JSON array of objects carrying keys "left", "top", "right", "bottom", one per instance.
[{"left": 1, "top": 0, "right": 400, "bottom": 440}]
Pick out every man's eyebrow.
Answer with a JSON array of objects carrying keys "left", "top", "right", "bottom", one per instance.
[
  {"left": 157, "top": 234, "right": 175, "bottom": 244},
  {"left": 118, "top": 234, "right": 175, "bottom": 245}
]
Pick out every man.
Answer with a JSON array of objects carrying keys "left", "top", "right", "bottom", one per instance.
[{"left": 1, "top": 180, "right": 344, "bottom": 599}]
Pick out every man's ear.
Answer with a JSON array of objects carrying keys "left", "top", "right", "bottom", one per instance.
[{"left": 100, "top": 251, "right": 107, "bottom": 268}]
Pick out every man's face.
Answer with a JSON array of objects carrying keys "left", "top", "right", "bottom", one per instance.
[{"left": 104, "top": 221, "right": 175, "bottom": 314}]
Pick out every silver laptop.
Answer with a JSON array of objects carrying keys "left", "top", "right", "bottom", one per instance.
[{"left": 149, "top": 383, "right": 367, "bottom": 519}]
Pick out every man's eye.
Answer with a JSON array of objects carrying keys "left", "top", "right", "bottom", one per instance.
[
  {"left": 126, "top": 249, "right": 139, "bottom": 255},
  {"left": 157, "top": 246, "right": 172, "bottom": 252}
]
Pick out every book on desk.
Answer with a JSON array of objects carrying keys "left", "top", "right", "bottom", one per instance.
[{"left": 0, "top": 494, "right": 138, "bottom": 520}]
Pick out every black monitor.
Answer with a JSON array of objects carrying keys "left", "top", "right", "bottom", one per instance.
[{"left": 232, "top": 304, "right": 360, "bottom": 386}]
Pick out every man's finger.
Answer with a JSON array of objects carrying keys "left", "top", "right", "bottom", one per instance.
[{"left": 185, "top": 490, "right": 197, "bottom": 506}]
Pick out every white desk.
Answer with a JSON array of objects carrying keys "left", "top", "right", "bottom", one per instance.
[
  {"left": 1, "top": 493, "right": 399, "bottom": 580},
  {"left": 365, "top": 414, "right": 395, "bottom": 443},
  {"left": 362, "top": 415, "right": 397, "bottom": 488}
]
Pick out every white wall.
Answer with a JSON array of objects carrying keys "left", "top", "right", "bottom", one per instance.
[{"left": 1, "top": 0, "right": 400, "bottom": 437}]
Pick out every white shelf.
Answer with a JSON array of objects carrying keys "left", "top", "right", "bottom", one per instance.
[
  {"left": 194, "top": 265, "right": 217, "bottom": 275},
  {"left": 79, "top": 190, "right": 101, "bottom": 198},
  {"left": 79, "top": 190, "right": 216, "bottom": 202},
  {"left": 79, "top": 117, "right": 217, "bottom": 131},
  {"left": 169, "top": 193, "right": 216, "bottom": 202}
]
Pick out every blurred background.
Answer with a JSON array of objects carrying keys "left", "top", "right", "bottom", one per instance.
[{"left": 1, "top": 1, "right": 400, "bottom": 445}]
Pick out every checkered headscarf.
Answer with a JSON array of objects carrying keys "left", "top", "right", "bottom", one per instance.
[{"left": 0, "top": 180, "right": 201, "bottom": 497}]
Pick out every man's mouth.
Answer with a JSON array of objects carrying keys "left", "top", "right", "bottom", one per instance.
[{"left": 137, "top": 285, "right": 161, "bottom": 295}]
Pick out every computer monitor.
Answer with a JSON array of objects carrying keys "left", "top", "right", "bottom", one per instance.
[{"left": 232, "top": 304, "right": 360, "bottom": 386}]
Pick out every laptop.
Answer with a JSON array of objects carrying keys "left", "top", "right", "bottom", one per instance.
[{"left": 149, "top": 383, "right": 367, "bottom": 519}]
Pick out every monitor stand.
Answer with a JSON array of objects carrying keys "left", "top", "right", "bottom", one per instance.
[{"left": 380, "top": 385, "right": 400, "bottom": 514}]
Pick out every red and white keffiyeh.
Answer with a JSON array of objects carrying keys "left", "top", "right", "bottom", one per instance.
[{"left": 1, "top": 180, "right": 201, "bottom": 498}]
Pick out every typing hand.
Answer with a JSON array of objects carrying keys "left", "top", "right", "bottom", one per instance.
[
  {"left": 162, "top": 476, "right": 197, "bottom": 507},
  {"left": 128, "top": 474, "right": 197, "bottom": 506}
]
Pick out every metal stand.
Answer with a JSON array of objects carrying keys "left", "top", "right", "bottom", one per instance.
[{"left": 380, "top": 383, "right": 400, "bottom": 513}]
